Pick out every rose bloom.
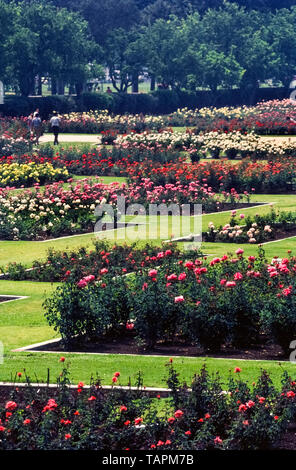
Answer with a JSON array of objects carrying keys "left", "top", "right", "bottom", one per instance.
[
  {"left": 234, "top": 272, "right": 243, "bottom": 281},
  {"left": 214, "top": 436, "right": 223, "bottom": 445},
  {"left": 246, "top": 400, "right": 255, "bottom": 408},
  {"left": 174, "top": 295, "right": 185, "bottom": 303},
  {"left": 5, "top": 401, "right": 17, "bottom": 411},
  {"left": 225, "top": 281, "right": 236, "bottom": 288},
  {"left": 174, "top": 410, "right": 184, "bottom": 418},
  {"left": 148, "top": 269, "right": 158, "bottom": 278},
  {"left": 238, "top": 404, "right": 247, "bottom": 412}
]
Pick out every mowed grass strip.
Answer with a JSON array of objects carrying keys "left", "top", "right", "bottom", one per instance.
[{"left": 2, "top": 352, "right": 296, "bottom": 390}]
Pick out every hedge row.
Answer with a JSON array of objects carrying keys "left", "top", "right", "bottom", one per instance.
[{"left": 0, "top": 87, "right": 291, "bottom": 118}]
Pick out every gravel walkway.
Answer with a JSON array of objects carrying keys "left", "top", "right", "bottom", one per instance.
[{"left": 39, "top": 133, "right": 101, "bottom": 144}]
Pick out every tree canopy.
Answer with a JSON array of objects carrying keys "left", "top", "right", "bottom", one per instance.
[{"left": 3, "top": 0, "right": 296, "bottom": 95}]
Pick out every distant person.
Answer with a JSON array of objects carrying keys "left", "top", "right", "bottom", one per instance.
[
  {"left": 50, "top": 111, "right": 61, "bottom": 145},
  {"left": 27, "top": 113, "right": 33, "bottom": 131},
  {"left": 106, "top": 86, "right": 112, "bottom": 94},
  {"left": 30, "top": 112, "right": 42, "bottom": 144}
]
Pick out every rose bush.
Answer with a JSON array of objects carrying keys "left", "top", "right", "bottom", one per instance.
[
  {"left": 43, "top": 247, "right": 296, "bottom": 355},
  {"left": 0, "top": 363, "right": 294, "bottom": 450}
]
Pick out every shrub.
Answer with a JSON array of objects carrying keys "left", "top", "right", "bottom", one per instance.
[{"left": 0, "top": 363, "right": 294, "bottom": 450}]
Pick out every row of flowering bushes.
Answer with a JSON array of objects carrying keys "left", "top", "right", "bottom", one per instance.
[
  {"left": 167, "top": 100, "right": 296, "bottom": 135},
  {"left": 44, "top": 247, "right": 296, "bottom": 356},
  {"left": 1, "top": 362, "right": 295, "bottom": 450},
  {"left": 204, "top": 208, "right": 296, "bottom": 244},
  {"left": 125, "top": 158, "right": 296, "bottom": 194},
  {"left": 114, "top": 129, "right": 296, "bottom": 161},
  {"left": 3, "top": 145, "right": 181, "bottom": 176},
  {"left": 0, "top": 241, "right": 194, "bottom": 282},
  {"left": 2, "top": 99, "right": 296, "bottom": 137},
  {"left": 0, "top": 162, "right": 68, "bottom": 188},
  {"left": 42, "top": 110, "right": 165, "bottom": 134},
  {"left": 0, "top": 177, "right": 249, "bottom": 240},
  {"left": 34, "top": 99, "right": 296, "bottom": 135},
  {"left": 5, "top": 149, "right": 296, "bottom": 194}
]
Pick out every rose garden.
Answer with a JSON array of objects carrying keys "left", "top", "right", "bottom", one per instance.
[{"left": 1, "top": 99, "right": 296, "bottom": 451}]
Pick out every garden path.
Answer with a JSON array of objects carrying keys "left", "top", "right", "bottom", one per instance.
[{"left": 39, "top": 133, "right": 101, "bottom": 143}]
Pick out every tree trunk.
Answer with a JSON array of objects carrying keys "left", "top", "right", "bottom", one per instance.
[
  {"left": 37, "top": 75, "right": 42, "bottom": 96},
  {"left": 150, "top": 74, "right": 155, "bottom": 91},
  {"left": 75, "top": 82, "right": 84, "bottom": 96},
  {"left": 51, "top": 78, "right": 57, "bottom": 95},
  {"left": 132, "top": 72, "right": 139, "bottom": 93},
  {"left": 69, "top": 84, "right": 75, "bottom": 95},
  {"left": 57, "top": 79, "right": 65, "bottom": 95},
  {"left": 30, "top": 76, "right": 36, "bottom": 96},
  {"left": 20, "top": 75, "right": 34, "bottom": 97}
]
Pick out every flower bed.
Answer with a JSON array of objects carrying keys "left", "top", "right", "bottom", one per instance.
[
  {"left": 43, "top": 247, "right": 296, "bottom": 357},
  {"left": 0, "top": 162, "right": 68, "bottom": 188},
  {"left": 125, "top": 158, "right": 296, "bottom": 194},
  {"left": 0, "top": 362, "right": 295, "bottom": 450},
  {"left": 115, "top": 129, "right": 296, "bottom": 161},
  {"left": 204, "top": 208, "right": 296, "bottom": 244},
  {"left": 169, "top": 100, "right": 296, "bottom": 135},
  {"left": 43, "top": 110, "right": 165, "bottom": 134},
  {"left": 1, "top": 241, "right": 194, "bottom": 282},
  {"left": 0, "top": 177, "right": 250, "bottom": 240},
  {"left": 3, "top": 144, "right": 181, "bottom": 175}
]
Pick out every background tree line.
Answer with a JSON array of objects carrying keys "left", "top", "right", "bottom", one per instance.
[{"left": 2, "top": 0, "right": 296, "bottom": 96}]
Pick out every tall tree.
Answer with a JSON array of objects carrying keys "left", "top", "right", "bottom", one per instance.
[{"left": 7, "top": 0, "right": 97, "bottom": 95}]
